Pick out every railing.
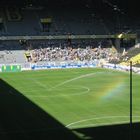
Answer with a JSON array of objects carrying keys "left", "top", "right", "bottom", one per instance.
[{"left": 0, "top": 34, "right": 137, "bottom": 41}]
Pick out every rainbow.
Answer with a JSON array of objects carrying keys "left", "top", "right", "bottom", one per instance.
[{"left": 96, "top": 78, "right": 126, "bottom": 100}]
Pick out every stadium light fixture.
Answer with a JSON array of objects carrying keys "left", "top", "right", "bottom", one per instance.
[{"left": 117, "top": 33, "right": 123, "bottom": 39}]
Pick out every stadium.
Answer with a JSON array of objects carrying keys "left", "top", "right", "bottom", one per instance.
[{"left": 0, "top": 0, "right": 140, "bottom": 139}]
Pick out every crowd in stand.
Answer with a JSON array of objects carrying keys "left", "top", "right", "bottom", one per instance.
[
  {"left": 0, "top": 39, "right": 120, "bottom": 64},
  {"left": 26, "top": 44, "right": 119, "bottom": 63}
]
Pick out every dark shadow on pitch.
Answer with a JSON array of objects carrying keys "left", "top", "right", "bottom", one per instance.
[
  {"left": 0, "top": 79, "right": 81, "bottom": 140},
  {"left": 73, "top": 122, "right": 140, "bottom": 140}
]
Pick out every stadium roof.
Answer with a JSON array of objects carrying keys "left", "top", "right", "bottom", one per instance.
[{"left": 0, "top": 0, "right": 139, "bottom": 13}]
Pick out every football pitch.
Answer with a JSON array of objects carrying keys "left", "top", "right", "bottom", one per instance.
[{"left": 1, "top": 68, "right": 140, "bottom": 129}]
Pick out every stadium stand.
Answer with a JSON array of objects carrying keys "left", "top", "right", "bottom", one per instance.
[
  {"left": 0, "top": 0, "right": 138, "bottom": 67},
  {"left": 0, "top": 0, "right": 120, "bottom": 36},
  {"left": 0, "top": 0, "right": 139, "bottom": 37},
  {"left": 0, "top": 50, "right": 26, "bottom": 64},
  {"left": 0, "top": 1, "right": 140, "bottom": 140},
  {"left": 119, "top": 45, "right": 140, "bottom": 66},
  {"left": 120, "top": 53, "right": 140, "bottom": 66},
  {"left": 3, "top": 8, "right": 110, "bottom": 36}
]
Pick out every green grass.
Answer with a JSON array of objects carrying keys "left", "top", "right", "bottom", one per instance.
[{"left": 1, "top": 68, "right": 140, "bottom": 129}]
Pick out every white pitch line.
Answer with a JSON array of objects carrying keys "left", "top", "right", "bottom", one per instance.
[
  {"left": 22, "top": 72, "right": 100, "bottom": 95},
  {"left": 66, "top": 116, "right": 140, "bottom": 128},
  {"left": 33, "top": 80, "right": 48, "bottom": 89},
  {"left": 27, "top": 71, "right": 104, "bottom": 92},
  {"left": 50, "top": 72, "right": 104, "bottom": 90},
  {"left": 25, "top": 86, "right": 90, "bottom": 98},
  {"left": 66, "top": 120, "right": 140, "bottom": 129},
  {"left": 21, "top": 71, "right": 109, "bottom": 97}
]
